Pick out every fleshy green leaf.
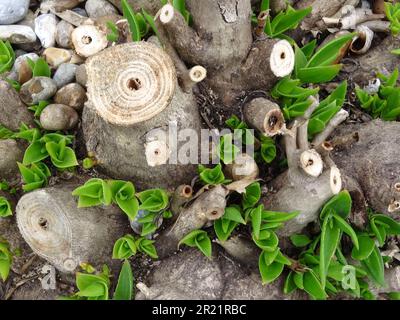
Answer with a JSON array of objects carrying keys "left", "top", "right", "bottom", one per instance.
[{"left": 113, "top": 260, "right": 134, "bottom": 300}]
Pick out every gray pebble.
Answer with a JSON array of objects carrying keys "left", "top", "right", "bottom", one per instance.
[
  {"left": 20, "top": 77, "right": 58, "bottom": 105},
  {"left": 40, "top": 103, "right": 79, "bottom": 131},
  {"left": 53, "top": 63, "right": 77, "bottom": 88},
  {"left": 71, "top": 7, "right": 88, "bottom": 17},
  {"left": 55, "top": 20, "right": 74, "bottom": 49},
  {"left": 85, "top": 0, "right": 118, "bottom": 19},
  {"left": 12, "top": 53, "right": 39, "bottom": 74},
  {"left": 0, "top": 25, "right": 36, "bottom": 44},
  {"left": 75, "top": 64, "right": 87, "bottom": 87},
  {"left": 0, "top": 0, "right": 30, "bottom": 25},
  {"left": 34, "top": 13, "right": 58, "bottom": 48},
  {"left": 54, "top": 83, "right": 87, "bottom": 110},
  {"left": 40, "top": 0, "right": 82, "bottom": 12},
  {"left": 0, "top": 139, "right": 23, "bottom": 180}
]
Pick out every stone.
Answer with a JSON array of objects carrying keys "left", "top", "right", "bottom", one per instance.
[
  {"left": 40, "top": 104, "right": 79, "bottom": 131},
  {"left": 56, "top": 20, "right": 74, "bottom": 48},
  {"left": 0, "top": 0, "right": 30, "bottom": 25},
  {"left": 72, "top": 8, "right": 88, "bottom": 17},
  {"left": 18, "top": 59, "right": 32, "bottom": 84},
  {"left": 0, "top": 139, "right": 23, "bottom": 180},
  {"left": 11, "top": 52, "right": 38, "bottom": 74},
  {"left": 43, "top": 47, "right": 72, "bottom": 68},
  {"left": 53, "top": 63, "right": 77, "bottom": 88},
  {"left": 16, "top": 9, "right": 35, "bottom": 29},
  {"left": 85, "top": 0, "right": 118, "bottom": 19},
  {"left": 54, "top": 83, "right": 87, "bottom": 110},
  {"left": 20, "top": 77, "right": 58, "bottom": 105},
  {"left": 40, "top": 0, "right": 83, "bottom": 13},
  {"left": 75, "top": 64, "right": 87, "bottom": 87},
  {"left": 0, "top": 25, "right": 36, "bottom": 44},
  {"left": 34, "top": 13, "right": 58, "bottom": 48},
  {"left": 0, "top": 79, "right": 34, "bottom": 130}
]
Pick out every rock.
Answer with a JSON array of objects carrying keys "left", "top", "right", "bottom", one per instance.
[
  {"left": 16, "top": 9, "right": 35, "bottom": 29},
  {"left": 0, "top": 25, "right": 36, "bottom": 44},
  {"left": 71, "top": 24, "right": 108, "bottom": 57},
  {"left": 0, "top": 0, "right": 30, "bottom": 25},
  {"left": 18, "top": 59, "right": 32, "bottom": 84},
  {"left": 53, "top": 9, "right": 87, "bottom": 27},
  {"left": 75, "top": 64, "right": 87, "bottom": 87},
  {"left": 135, "top": 248, "right": 306, "bottom": 300},
  {"left": 43, "top": 47, "right": 72, "bottom": 68},
  {"left": 85, "top": 0, "right": 118, "bottom": 19},
  {"left": 0, "top": 139, "right": 23, "bottom": 180},
  {"left": 54, "top": 83, "right": 87, "bottom": 110},
  {"left": 53, "top": 63, "right": 77, "bottom": 88},
  {"left": 0, "top": 79, "right": 34, "bottom": 130},
  {"left": 11, "top": 52, "right": 38, "bottom": 74},
  {"left": 72, "top": 7, "right": 88, "bottom": 17},
  {"left": 56, "top": 20, "right": 74, "bottom": 48},
  {"left": 19, "top": 77, "right": 57, "bottom": 105},
  {"left": 69, "top": 51, "right": 85, "bottom": 64},
  {"left": 40, "top": 104, "right": 79, "bottom": 131},
  {"left": 34, "top": 13, "right": 58, "bottom": 48},
  {"left": 40, "top": 0, "right": 83, "bottom": 12}
]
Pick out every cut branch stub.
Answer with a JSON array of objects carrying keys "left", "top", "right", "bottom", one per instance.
[
  {"left": 156, "top": 185, "right": 228, "bottom": 259},
  {"left": 16, "top": 186, "right": 128, "bottom": 273},
  {"left": 85, "top": 42, "right": 176, "bottom": 126},
  {"left": 243, "top": 97, "right": 286, "bottom": 137}
]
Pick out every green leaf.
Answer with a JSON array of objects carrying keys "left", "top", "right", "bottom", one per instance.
[
  {"left": 298, "top": 65, "right": 343, "bottom": 84},
  {"left": 260, "top": 137, "right": 277, "bottom": 164},
  {"left": 0, "top": 196, "right": 12, "bottom": 218},
  {"left": 198, "top": 164, "right": 226, "bottom": 185},
  {"left": 121, "top": 0, "right": 141, "bottom": 41},
  {"left": 319, "top": 215, "right": 341, "bottom": 289},
  {"left": 106, "top": 21, "right": 119, "bottom": 42},
  {"left": 0, "top": 241, "right": 12, "bottom": 282},
  {"left": 290, "top": 234, "right": 312, "bottom": 247},
  {"left": 23, "top": 140, "right": 49, "bottom": 165},
  {"left": 76, "top": 273, "right": 109, "bottom": 300},
  {"left": 242, "top": 182, "right": 261, "bottom": 210},
  {"left": 113, "top": 260, "right": 134, "bottom": 300},
  {"left": 218, "top": 134, "right": 240, "bottom": 164},
  {"left": 195, "top": 232, "right": 212, "bottom": 258},
  {"left": 320, "top": 190, "right": 352, "bottom": 220},
  {"left": 178, "top": 230, "right": 212, "bottom": 258},
  {"left": 136, "top": 237, "right": 158, "bottom": 259},
  {"left": 361, "top": 245, "right": 385, "bottom": 287},
  {"left": 351, "top": 234, "right": 375, "bottom": 261},
  {"left": 301, "top": 39, "right": 317, "bottom": 59},
  {"left": 138, "top": 189, "right": 169, "bottom": 212},
  {"left": 72, "top": 178, "right": 113, "bottom": 207},
  {"left": 303, "top": 270, "right": 327, "bottom": 300},
  {"left": 269, "top": 6, "right": 312, "bottom": 37},
  {"left": 109, "top": 180, "right": 139, "bottom": 220},
  {"left": 30, "top": 58, "right": 51, "bottom": 77},
  {"left": 223, "top": 206, "right": 245, "bottom": 224},
  {"left": 261, "top": 210, "right": 299, "bottom": 223},
  {"left": 142, "top": 9, "right": 162, "bottom": 42},
  {"left": 372, "top": 215, "right": 400, "bottom": 235},
  {"left": 332, "top": 214, "right": 359, "bottom": 249},
  {"left": 112, "top": 235, "right": 137, "bottom": 260},
  {"left": 291, "top": 272, "right": 304, "bottom": 290},
  {"left": 294, "top": 44, "right": 308, "bottom": 78},
  {"left": 307, "top": 33, "right": 354, "bottom": 68},
  {"left": 250, "top": 205, "right": 263, "bottom": 239},
  {"left": 259, "top": 254, "right": 284, "bottom": 285},
  {"left": 214, "top": 219, "right": 238, "bottom": 242},
  {"left": 284, "top": 271, "right": 297, "bottom": 294}
]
